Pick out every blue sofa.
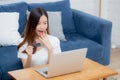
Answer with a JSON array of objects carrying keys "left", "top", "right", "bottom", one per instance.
[{"left": 0, "top": 0, "right": 112, "bottom": 80}]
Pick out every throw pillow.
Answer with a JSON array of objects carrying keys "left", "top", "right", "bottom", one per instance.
[
  {"left": 48, "top": 11, "right": 66, "bottom": 41},
  {"left": 0, "top": 12, "right": 21, "bottom": 46},
  {"left": 0, "top": 2, "right": 28, "bottom": 35},
  {"left": 28, "top": 0, "right": 76, "bottom": 33}
]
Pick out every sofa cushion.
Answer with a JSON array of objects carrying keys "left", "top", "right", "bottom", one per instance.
[
  {"left": 0, "top": 2, "right": 28, "bottom": 35},
  {"left": 0, "top": 46, "right": 23, "bottom": 80},
  {"left": 60, "top": 33, "right": 104, "bottom": 61},
  {"left": 28, "top": 0, "right": 76, "bottom": 33}
]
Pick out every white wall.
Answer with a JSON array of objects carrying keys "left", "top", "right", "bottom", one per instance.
[
  {"left": 101, "top": 0, "right": 120, "bottom": 48},
  {"left": 0, "top": 0, "right": 120, "bottom": 47},
  {"left": 70, "top": 0, "right": 99, "bottom": 17}
]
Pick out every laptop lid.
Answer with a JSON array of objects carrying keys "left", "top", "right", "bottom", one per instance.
[{"left": 47, "top": 48, "right": 87, "bottom": 77}]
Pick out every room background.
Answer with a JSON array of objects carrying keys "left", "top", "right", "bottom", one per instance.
[{"left": 0, "top": 0, "right": 120, "bottom": 48}]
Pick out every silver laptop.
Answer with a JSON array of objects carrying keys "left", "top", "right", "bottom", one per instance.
[{"left": 35, "top": 48, "right": 87, "bottom": 78}]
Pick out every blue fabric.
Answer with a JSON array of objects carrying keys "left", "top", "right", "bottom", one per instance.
[
  {"left": 72, "top": 9, "right": 112, "bottom": 65},
  {"left": 0, "top": 2, "right": 28, "bottom": 35},
  {"left": 61, "top": 33, "right": 104, "bottom": 61},
  {"left": 0, "top": 67, "right": 2, "bottom": 80},
  {"left": 0, "top": 46, "right": 23, "bottom": 80},
  {"left": 28, "top": 0, "right": 76, "bottom": 33}
]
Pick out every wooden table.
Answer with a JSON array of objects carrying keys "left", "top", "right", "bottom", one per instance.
[{"left": 8, "top": 58, "right": 118, "bottom": 80}]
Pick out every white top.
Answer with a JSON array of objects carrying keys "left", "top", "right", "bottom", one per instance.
[{"left": 18, "top": 35, "right": 61, "bottom": 66}]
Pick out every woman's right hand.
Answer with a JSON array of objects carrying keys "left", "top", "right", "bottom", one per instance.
[{"left": 25, "top": 46, "right": 34, "bottom": 57}]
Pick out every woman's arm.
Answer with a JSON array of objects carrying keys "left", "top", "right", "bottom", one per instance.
[
  {"left": 21, "top": 46, "right": 33, "bottom": 68},
  {"left": 39, "top": 32, "right": 54, "bottom": 63},
  {"left": 21, "top": 55, "right": 32, "bottom": 68},
  {"left": 48, "top": 49, "right": 53, "bottom": 63}
]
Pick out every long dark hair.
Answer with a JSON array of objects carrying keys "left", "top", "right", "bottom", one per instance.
[{"left": 18, "top": 7, "right": 49, "bottom": 54}]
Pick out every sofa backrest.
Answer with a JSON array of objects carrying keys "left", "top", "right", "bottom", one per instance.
[{"left": 0, "top": 0, "right": 76, "bottom": 35}]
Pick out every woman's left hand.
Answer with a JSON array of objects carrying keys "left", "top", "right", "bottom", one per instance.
[{"left": 39, "top": 31, "right": 53, "bottom": 53}]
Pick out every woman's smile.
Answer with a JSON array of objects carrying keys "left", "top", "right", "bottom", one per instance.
[{"left": 38, "top": 30, "right": 44, "bottom": 34}]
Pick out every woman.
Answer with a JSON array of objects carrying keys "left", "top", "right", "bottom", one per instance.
[{"left": 18, "top": 7, "right": 61, "bottom": 68}]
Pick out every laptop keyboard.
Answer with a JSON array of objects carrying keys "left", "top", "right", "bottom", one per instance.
[
  {"left": 35, "top": 67, "right": 48, "bottom": 75},
  {"left": 43, "top": 71, "right": 48, "bottom": 74}
]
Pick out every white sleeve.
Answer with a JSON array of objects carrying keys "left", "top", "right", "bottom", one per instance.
[
  {"left": 18, "top": 43, "right": 28, "bottom": 59},
  {"left": 52, "top": 37, "right": 62, "bottom": 54}
]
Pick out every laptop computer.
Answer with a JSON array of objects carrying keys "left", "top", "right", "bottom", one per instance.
[{"left": 35, "top": 48, "right": 87, "bottom": 78}]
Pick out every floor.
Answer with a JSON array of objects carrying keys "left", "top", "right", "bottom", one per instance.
[{"left": 107, "top": 48, "right": 120, "bottom": 80}]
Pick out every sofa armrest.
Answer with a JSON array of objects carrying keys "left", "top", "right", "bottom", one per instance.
[
  {"left": 72, "top": 9, "right": 112, "bottom": 65},
  {"left": 72, "top": 9, "right": 112, "bottom": 45}
]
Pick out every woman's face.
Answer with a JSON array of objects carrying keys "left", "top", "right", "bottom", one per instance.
[{"left": 35, "top": 15, "right": 48, "bottom": 37}]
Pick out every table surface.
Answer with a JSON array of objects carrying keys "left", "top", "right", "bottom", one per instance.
[{"left": 8, "top": 58, "right": 118, "bottom": 80}]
